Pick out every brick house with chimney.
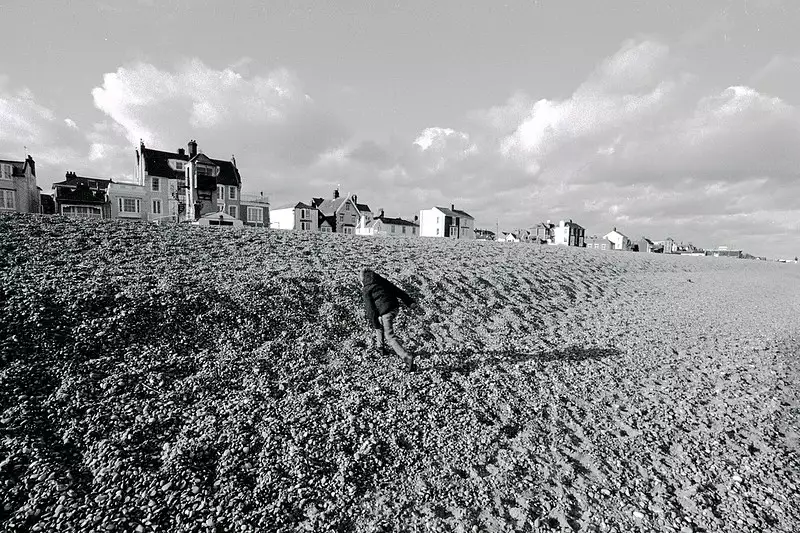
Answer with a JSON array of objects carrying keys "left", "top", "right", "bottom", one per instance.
[
  {"left": 311, "top": 188, "right": 371, "bottom": 234},
  {"left": 132, "top": 139, "right": 268, "bottom": 226},
  {"left": 0, "top": 155, "right": 41, "bottom": 214},
  {"left": 53, "top": 172, "right": 112, "bottom": 218}
]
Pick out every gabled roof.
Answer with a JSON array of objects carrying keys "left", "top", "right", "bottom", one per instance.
[
  {"left": 295, "top": 201, "right": 314, "bottom": 210},
  {"left": 52, "top": 173, "right": 113, "bottom": 190},
  {"left": 141, "top": 146, "right": 241, "bottom": 187},
  {"left": 640, "top": 237, "right": 654, "bottom": 245},
  {"left": 376, "top": 214, "right": 418, "bottom": 227},
  {"left": 604, "top": 229, "right": 629, "bottom": 239},
  {"left": 316, "top": 195, "right": 358, "bottom": 216},
  {"left": 434, "top": 206, "right": 474, "bottom": 219}
]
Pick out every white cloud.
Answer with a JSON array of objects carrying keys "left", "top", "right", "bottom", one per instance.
[
  {"left": 90, "top": 59, "right": 343, "bottom": 167},
  {"left": 64, "top": 118, "right": 78, "bottom": 130}
]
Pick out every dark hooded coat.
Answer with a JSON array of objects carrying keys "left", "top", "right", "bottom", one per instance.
[{"left": 361, "top": 269, "right": 414, "bottom": 329}]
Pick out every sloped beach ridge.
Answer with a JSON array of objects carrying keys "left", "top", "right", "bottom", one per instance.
[{"left": 1, "top": 214, "right": 798, "bottom": 533}]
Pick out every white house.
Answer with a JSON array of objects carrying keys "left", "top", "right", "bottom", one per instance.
[
  {"left": 356, "top": 210, "right": 419, "bottom": 237},
  {"left": 270, "top": 202, "right": 318, "bottom": 231},
  {"left": 552, "top": 220, "right": 586, "bottom": 247},
  {"left": 497, "top": 232, "right": 520, "bottom": 242},
  {"left": 419, "top": 204, "right": 475, "bottom": 239},
  {"left": 603, "top": 228, "right": 632, "bottom": 251}
]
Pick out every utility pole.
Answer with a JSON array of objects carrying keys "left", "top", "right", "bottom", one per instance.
[{"left": 496, "top": 218, "right": 499, "bottom": 241}]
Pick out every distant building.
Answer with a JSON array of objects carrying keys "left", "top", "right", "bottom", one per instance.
[
  {"left": 552, "top": 219, "right": 585, "bottom": 247},
  {"left": 530, "top": 221, "right": 556, "bottom": 244},
  {"left": 39, "top": 189, "right": 55, "bottom": 215},
  {"left": 638, "top": 237, "right": 655, "bottom": 253},
  {"left": 0, "top": 155, "right": 40, "bottom": 214},
  {"left": 311, "top": 188, "right": 370, "bottom": 234},
  {"left": 356, "top": 209, "right": 419, "bottom": 237},
  {"left": 53, "top": 172, "right": 112, "bottom": 218},
  {"left": 135, "top": 140, "right": 260, "bottom": 225},
  {"left": 419, "top": 204, "right": 475, "bottom": 239},
  {"left": 270, "top": 202, "right": 319, "bottom": 231},
  {"left": 603, "top": 228, "right": 632, "bottom": 251},
  {"left": 475, "top": 228, "right": 496, "bottom": 241},
  {"left": 705, "top": 248, "right": 743, "bottom": 259},
  {"left": 585, "top": 235, "right": 613, "bottom": 251},
  {"left": 497, "top": 231, "right": 520, "bottom": 242}
]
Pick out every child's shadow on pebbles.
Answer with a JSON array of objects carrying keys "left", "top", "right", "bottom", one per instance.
[{"left": 427, "top": 347, "right": 619, "bottom": 377}]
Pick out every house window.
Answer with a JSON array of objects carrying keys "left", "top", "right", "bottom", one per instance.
[
  {"left": 175, "top": 161, "right": 184, "bottom": 171},
  {"left": 118, "top": 197, "right": 140, "bottom": 213},
  {"left": 412, "top": 227, "right": 416, "bottom": 234},
  {"left": 152, "top": 199, "right": 162, "bottom": 215},
  {"left": 228, "top": 186, "right": 237, "bottom": 200},
  {"left": 300, "top": 209, "right": 308, "bottom": 219},
  {"left": 402, "top": 226, "right": 406, "bottom": 234},
  {"left": 228, "top": 205, "right": 237, "bottom": 218},
  {"left": 391, "top": 225, "right": 395, "bottom": 233},
  {"left": 247, "top": 207, "right": 263, "bottom": 223},
  {"left": 436, "top": 228, "right": 440, "bottom": 235},
  {"left": 0, "top": 190, "right": 15, "bottom": 209},
  {"left": 0, "top": 164, "right": 12, "bottom": 180},
  {"left": 601, "top": 244, "right": 607, "bottom": 250},
  {"left": 63, "top": 205, "right": 101, "bottom": 218},
  {"left": 151, "top": 177, "right": 160, "bottom": 192},
  {"left": 301, "top": 221, "right": 311, "bottom": 230},
  {"left": 345, "top": 203, "right": 350, "bottom": 211},
  {"left": 339, "top": 214, "right": 344, "bottom": 223},
  {"left": 320, "top": 226, "right": 331, "bottom": 232},
  {"left": 344, "top": 227, "right": 353, "bottom": 234},
  {"left": 197, "top": 165, "right": 213, "bottom": 176}
]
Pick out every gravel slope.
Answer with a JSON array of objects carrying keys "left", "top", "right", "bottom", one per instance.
[{"left": 1, "top": 214, "right": 798, "bottom": 533}]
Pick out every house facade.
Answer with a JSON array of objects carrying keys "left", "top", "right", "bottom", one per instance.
[
  {"left": 530, "top": 222, "right": 556, "bottom": 244},
  {"left": 585, "top": 235, "right": 614, "bottom": 250},
  {"left": 475, "top": 228, "right": 496, "bottom": 241},
  {"left": 53, "top": 172, "right": 112, "bottom": 218},
  {"left": 552, "top": 220, "right": 585, "bottom": 247},
  {"left": 356, "top": 210, "right": 419, "bottom": 237},
  {"left": 135, "top": 140, "right": 261, "bottom": 225},
  {"left": 311, "top": 189, "right": 370, "bottom": 234},
  {"left": 419, "top": 204, "right": 475, "bottom": 239},
  {"left": 603, "top": 228, "right": 632, "bottom": 251},
  {"left": 638, "top": 237, "right": 655, "bottom": 253},
  {"left": 270, "top": 202, "right": 319, "bottom": 231},
  {"left": 498, "top": 232, "right": 520, "bottom": 242},
  {"left": 0, "top": 155, "right": 40, "bottom": 214}
]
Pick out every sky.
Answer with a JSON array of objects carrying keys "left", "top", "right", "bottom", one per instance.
[{"left": 1, "top": 0, "right": 798, "bottom": 258}]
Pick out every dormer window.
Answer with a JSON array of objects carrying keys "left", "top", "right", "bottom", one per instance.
[
  {"left": 0, "top": 164, "right": 12, "bottom": 180},
  {"left": 175, "top": 161, "right": 184, "bottom": 171},
  {"left": 197, "top": 165, "right": 214, "bottom": 176}
]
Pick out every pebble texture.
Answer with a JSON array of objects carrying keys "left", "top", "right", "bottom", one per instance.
[{"left": 1, "top": 214, "right": 798, "bottom": 532}]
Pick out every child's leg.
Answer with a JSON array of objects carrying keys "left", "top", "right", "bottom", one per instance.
[{"left": 380, "top": 310, "right": 411, "bottom": 360}]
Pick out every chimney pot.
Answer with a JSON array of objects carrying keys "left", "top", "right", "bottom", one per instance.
[
  {"left": 188, "top": 140, "right": 198, "bottom": 158},
  {"left": 178, "top": 148, "right": 185, "bottom": 156},
  {"left": 451, "top": 204, "right": 455, "bottom": 212}
]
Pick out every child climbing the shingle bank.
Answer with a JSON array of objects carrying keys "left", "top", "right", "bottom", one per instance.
[{"left": 360, "top": 268, "right": 418, "bottom": 372}]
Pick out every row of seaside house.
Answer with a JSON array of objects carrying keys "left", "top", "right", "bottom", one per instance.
[
  {"left": 0, "top": 141, "right": 755, "bottom": 256},
  {"left": 1, "top": 140, "right": 477, "bottom": 238}
]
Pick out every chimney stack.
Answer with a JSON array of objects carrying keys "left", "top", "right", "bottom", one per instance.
[
  {"left": 188, "top": 139, "right": 198, "bottom": 158},
  {"left": 333, "top": 187, "right": 340, "bottom": 199},
  {"left": 177, "top": 148, "right": 185, "bottom": 156},
  {"left": 26, "top": 155, "right": 35, "bottom": 176},
  {"left": 231, "top": 154, "right": 237, "bottom": 168},
  {"left": 379, "top": 208, "right": 384, "bottom": 218}
]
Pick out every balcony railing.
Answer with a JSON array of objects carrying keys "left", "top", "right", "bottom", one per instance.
[{"left": 240, "top": 193, "right": 270, "bottom": 205}]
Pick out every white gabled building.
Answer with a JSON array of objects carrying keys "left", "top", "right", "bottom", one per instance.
[
  {"left": 603, "top": 228, "right": 632, "bottom": 251},
  {"left": 356, "top": 209, "right": 419, "bottom": 237},
  {"left": 419, "top": 204, "right": 475, "bottom": 239},
  {"left": 270, "top": 202, "right": 319, "bottom": 231}
]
